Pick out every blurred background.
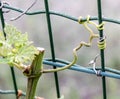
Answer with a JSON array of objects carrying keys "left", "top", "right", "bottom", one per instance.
[{"left": 0, "top": 0, "right": 120, "bottom": 99}]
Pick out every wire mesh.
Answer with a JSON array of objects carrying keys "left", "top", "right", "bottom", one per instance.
[{"left": 0, "top": 0, "right": 120, "bottom": 99}]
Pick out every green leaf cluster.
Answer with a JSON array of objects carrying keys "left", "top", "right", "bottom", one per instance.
[{"left": 0, "top": 24, "right": 39, "bottom": 70}]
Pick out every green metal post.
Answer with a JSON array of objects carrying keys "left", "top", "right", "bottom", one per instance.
[
  {"left": 97, "top": 0, "right": 107, "bottom": 99},
  {"left": 44, "top": 0, "right": 61, "bottom": 98},
  {"left": 0, "top": 1, "right": 6, "bottom": 38},
  {"left": 10, "top": 67, "right": 18, "bottom": 99}
]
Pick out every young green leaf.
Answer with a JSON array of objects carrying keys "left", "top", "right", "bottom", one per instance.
[{"left": 0, "top": 24, "right": 39, "bottom": 70}]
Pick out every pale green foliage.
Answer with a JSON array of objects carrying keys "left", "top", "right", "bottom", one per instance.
[{"left": 0, "top": 24, "right": 39, "bottom": 69}]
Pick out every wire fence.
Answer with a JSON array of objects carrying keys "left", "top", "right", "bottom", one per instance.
[{"left": 0, "top": 0, "right": 120, "bottom": 99}]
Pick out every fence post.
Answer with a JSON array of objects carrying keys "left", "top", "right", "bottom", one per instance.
[
  {"left": 97, "top": 0, "right": 107, "bottom": 99},
  {"left": 44, "top": 0, "right": 61, "bottom": 98}
]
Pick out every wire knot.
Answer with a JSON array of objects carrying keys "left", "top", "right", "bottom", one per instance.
[
  {"left": 89, "top": 54, "right": 102, "bottom": 76},
  {"left": 0, "top": 1, "right": 10, "bottom": 13},
  {"left": 0, "top": 1, "right": 3, "bottom": 9},
  {"left": 97, "top": 36, "right": 106, "bottom": 49}
]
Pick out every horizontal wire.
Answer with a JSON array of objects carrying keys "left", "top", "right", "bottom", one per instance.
[
  {"left": 2, "top": 3, "right": 120, "bottom": 79},
  {"left": 88, "top": 67, "right": 120, "bottom": 75},
  {"left": 1, "top": 2, "right": 120, "bottom": 98},
  {"left": 1, "top": 60, "right": 120, "bottom": 96},
  {"left": 0, "top": 90, "right": 38, "bottom": 99},
  {"left": 43, "top": 59, "right": 120, "bottom": 79},
  {"left": 0, "top": 90, "right": 25, "bottom": 96},
  {"left": 1, "top": 2, "right": 120, "bottom": 93},
  {"left": 3, "top": 5, "right": 120, "bottom": 24},
  {"left": 44, "top": 58, "right": 120, "bottom": 75}
]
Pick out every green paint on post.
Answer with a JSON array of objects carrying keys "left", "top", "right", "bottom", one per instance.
[
  {"left": 44, "top": 0, "right": 61, "bottom": 98},
  {"left": 97, "top": 0, "right": 107, "bottom": 99}
]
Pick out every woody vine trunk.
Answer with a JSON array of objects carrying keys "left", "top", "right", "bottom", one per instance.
[{"left": 25, "top": 48, "right": 45, "bottom": 99}]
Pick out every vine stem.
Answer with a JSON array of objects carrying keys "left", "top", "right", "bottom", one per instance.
[
  {"left": 25, "top": 48, "right": 45, "bottom": 99},
  {"left": 43, "top": 18, "right": 100, "bottom": 73}
]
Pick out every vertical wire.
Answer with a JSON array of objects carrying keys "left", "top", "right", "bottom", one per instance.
[
  {"left": 0, "top": 1, "right": 18, "bottom": 99},
  {"left": 10, "top": 67, "right": 18, "bottom": 99},
  {"left": 97, "top": 0, "right": 107, "bottom": 99},
  {"left": 0, "top": 1, "right": 6, "bottom": 38},
  {"left": 44, "top": 0, "right": 61, "bottom": 98}
]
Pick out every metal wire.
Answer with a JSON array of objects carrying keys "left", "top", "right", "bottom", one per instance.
[
  {"left": 10, "top": 0, "right": 38, "bottom": 21},
  {"left": 0, "top": 90, "right": 25, "bottom": 96},
  {"left": 0, "top": 1, "right": 6, "bottom": 38},
  {"left": 0, "top": 1, "right": 18, "bottom": 99},
  {"left": 97, "top": 0, "right": 107, "bottom": 99},
  {"left": 44, "top": 0, "right": 61, "bottom": 98},
  {"left": 3, "top": 5, "right": 120, "bottom": 24},
  {"left": 0, "top": 1, "right": 120, "bottom": 99},
  {"left": 43, "top": 59, "right": 120, "bottom": 79}
]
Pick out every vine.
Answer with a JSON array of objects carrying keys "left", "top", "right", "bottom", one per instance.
[
  {"left": 0, "top": 15, "right": 105, "bottom": 98},
  {"left": 0, "top": 1, "right": 110, "bottom": 99}
]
